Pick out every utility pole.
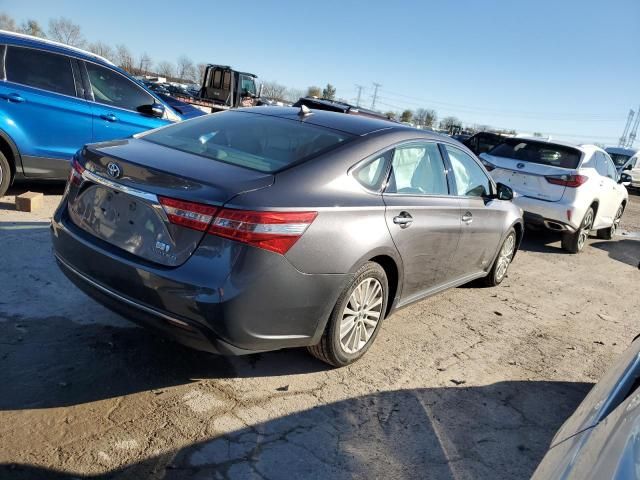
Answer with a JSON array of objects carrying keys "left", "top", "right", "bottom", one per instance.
[
  {"left": 371, "top": 82, "right": 381, "bottom": 110},
  {"left": 355, "top": 85, "right": 364, "bottom": 107},
  {"left": 626, "top": 106, "right": 640, "bottom": 147},
  {"left": 619, "top": 109, "right": 635, "bottom": 147}
]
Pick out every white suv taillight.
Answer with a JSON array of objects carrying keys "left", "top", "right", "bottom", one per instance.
[{"left": 545, "top": 174, "right": 588, "bottom": 188}]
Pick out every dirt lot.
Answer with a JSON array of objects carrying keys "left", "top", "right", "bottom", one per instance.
[{"left": 1, "top": 184, "right": 638, "bottom": 479}]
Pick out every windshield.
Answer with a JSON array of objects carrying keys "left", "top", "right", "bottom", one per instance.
[
  {"left": 608, "top": 153, "right": 631, "bottom": 167},
  {"left": 488, "top": 139, "right": 582, "bottom": 169},
  {"left": 141, "top": 111, "right": 353, "bottom": 173}
]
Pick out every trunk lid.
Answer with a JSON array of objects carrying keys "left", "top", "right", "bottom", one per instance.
[{"left": 67, "top": 138, "right": 273, "bottom": 267}]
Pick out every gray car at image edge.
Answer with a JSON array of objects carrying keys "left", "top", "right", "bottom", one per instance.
[{"left": 51, "top": 107, "right": 523, "bottom": 366}]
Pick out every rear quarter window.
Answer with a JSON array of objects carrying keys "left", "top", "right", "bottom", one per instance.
[
  {"left": 5, "top": 45, "right": 76, "bottom": 96},
  {"left": 489, "top": 139, "right": 581, "bottom": 169}
]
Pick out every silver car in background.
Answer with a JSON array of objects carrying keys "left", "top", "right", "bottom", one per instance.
[
  {"left": 533, "top": 336, "right": 640, "bottom": 479},
  {"left": 52, "top": 107, "right": 523, "bottom": 367}
]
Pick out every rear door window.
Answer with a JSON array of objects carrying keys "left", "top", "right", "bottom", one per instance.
[
  {"left": 85, "top": 62, "right": 154, "bottom": 111},
  {"left": 594, "top": 152, "right": 610, "bottom": 178},
  {"left": 5, "top": 45, "right": 76, "bottom": 96},
  {"left": 353, "top": 151, "right": 391, "bottom": 191},
  {"left": 488, "top": 139, "right": 582, "bottom": 169},
  {"left": 446, "top": 145, "right": 492, "bottom": 197},
  {"left": 386, "top": 142, "right": 448, "bottom": 195}
]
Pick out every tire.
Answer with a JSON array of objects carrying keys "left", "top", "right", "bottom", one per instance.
[
  {"left": 0, "top": 151, "right": 10, "bottom": 198},
  {"left": 561, "top": 207, "right": 594, "bottom": 253},
  {"left": 596, "top": 204, "right": 624, "bottom": 240},
  {"left": 307, "top": 261, "right": 388, "bottom": 367},
  {"left": 483, "top": 228, "right": 516, "bottom": 287}
]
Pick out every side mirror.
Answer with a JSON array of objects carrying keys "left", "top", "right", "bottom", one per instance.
[
  {"left": 623, "top": 164, "right": 632, "bottom": 171},
  {"left": 496, "top": 182, "right": 514, "bottom": 201},
  {"left": 138, "top": 103, "right": 165, "bottom": 118},
  {"left": 619, "top": 172, "right": 632, "bottom": 186}
]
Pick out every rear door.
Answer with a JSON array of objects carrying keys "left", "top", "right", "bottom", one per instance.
[
  {"left": 382, "top": 141, "right": 461, "bottom": 301},
  {"left": 82, "top": 61, "right": 170, "bottom": 142},
  {"left": 595, "top": 152, "right": 622, "bottom": 225},
  {"left": 1, "top": 45, "right": 92, "bottom": 178},
  {"left": 444, "top": 144, "right": 504, "bottom": 276}
]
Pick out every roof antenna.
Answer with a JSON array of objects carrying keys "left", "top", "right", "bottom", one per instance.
[{"left": 298, "top": 104, "right": 312, "bottom": 117}]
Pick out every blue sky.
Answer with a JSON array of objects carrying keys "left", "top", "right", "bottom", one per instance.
[{"left": 3, "top": 0, "right": 639, "bottom": 145}]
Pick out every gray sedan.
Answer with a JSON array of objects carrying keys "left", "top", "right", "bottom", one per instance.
[{"left": 51, "top": 107, "right": 523, "bottom": 366}]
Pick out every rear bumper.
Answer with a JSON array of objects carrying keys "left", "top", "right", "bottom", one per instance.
[
  {"left": 51, "top": 203, "right": 351, "bottom": 355},
  {"left": 513, "top": 195, "right": 581, "bottom": 232}
]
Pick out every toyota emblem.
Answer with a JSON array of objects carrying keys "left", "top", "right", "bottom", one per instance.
[
  {"left": 516, "top": 162, "right": 525, "bottom": 169},
  {"left": 106, "top": 162, "right": 122, "bottom": 178}
]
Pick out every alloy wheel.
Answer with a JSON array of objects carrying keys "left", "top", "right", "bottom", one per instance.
[
  {"left": 339, "top": 278, "right": 383, "bottom": 354},
  {"left": 495, "top": 233, "right": 516, "bottom": 282},
  {"left": 577, "top": 210, "right": 594, "bottom": 251},
  {"left": 611, "top": 206, "right": 623, "bottom": 237}
]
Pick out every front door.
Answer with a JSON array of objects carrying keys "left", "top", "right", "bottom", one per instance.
[
  {"left": 83, "top": 61, "right": 170, "bottom": 143},
  {"left": 2, "top": 45, "right": 92, "bottom": 178},
  {"left": 382, "top": 142, "right": 461, "bottom": 302}
]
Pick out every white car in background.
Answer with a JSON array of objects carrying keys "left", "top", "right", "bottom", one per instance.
[
  {"left": 605, "top": 146, "right": 640, "bottom": 187},
  {"left": 479, "top": 138, "right": 630, "bottom": 253}
]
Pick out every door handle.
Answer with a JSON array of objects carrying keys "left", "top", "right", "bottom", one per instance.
[
  {"left": 462, "top": 212, "right": 473, "bottom": 224},
  {"left": 0, "top": 92, "right": 25, "bottom": 103},
  {"left": 393, "top": 212, "right": 413, "bottom": 228},
  {"left": 100, "top": 113, "right": 118, "bottom": 122}
]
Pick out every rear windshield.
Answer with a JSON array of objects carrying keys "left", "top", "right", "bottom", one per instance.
[
  {"left": 141, "top": 111, "right": 353, "bottom": 173},
  {"left": 608, "top": 153, "right": 631, "bottom": 167},
  {"left": 488, "top": 139, "right": 582, "bottom": 169}
]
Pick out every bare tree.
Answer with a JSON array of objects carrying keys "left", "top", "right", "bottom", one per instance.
[
  {"left": 115, "top": 44, "right": 135, "bottom": 73},
  {"left": 176, "top": 55, "right": 196, "bottom": 82},
  {"left": 197, "top": 63, "right": 207, "bottom": 84},
  {"left": 137, "top": 52, "right": 152, "bottom": 76},
  {"left": 0, "top": 13, "right": 17, "bottom": 31},
  {"left": 19, "top": 19, "right": 46, "bottom": 37},
  {"left": 284, "top": 87, "right": 304, "bottom": 103},
  {"left": 306, "top": 86, "right": 321, "bottom": 98},
  {"left": 157, "top": 61, "right": 175, "bottom": 80},
  {"left": 414, "top": 108, "right": 437, "bottom": 128},
  {"left": 87, "top": 41, "right": 114, "bottom": 62},
  {"left": 48, "top": 17, "right": 85, "bottom": 47},
  {"left": 261, "top": 81, "right": 287, "bottom": 101},
  {"left": 440, "top": 116, "right": 461, "bottom": 133},
  {"left": 385, "top": 111, "right": 397, "bottom": 121}
]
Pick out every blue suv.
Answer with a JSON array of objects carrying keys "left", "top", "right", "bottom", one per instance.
[{"left": 0, "top": 31, "right": 203, "bottom": 196}]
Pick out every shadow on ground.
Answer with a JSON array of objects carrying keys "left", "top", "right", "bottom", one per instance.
[
  {"left": 0, "top": 380, "right": 591, "bottom": 480},
  {"left": 591, "top": 238, "right": 640, "bottom": 267}
]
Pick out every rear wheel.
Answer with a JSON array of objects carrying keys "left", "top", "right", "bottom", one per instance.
[
  {"left": 597, "top": 204, "right": 624, "bottom": 240},
  {"left": 561, "top": 207, "right": 594, "bottom": 253},
  {"left": 307, "top": 262, "right": 388, "bottom": 367},
  {"left": 0, "top": 151, "right": 10, "bottom": 198},
  {"left": 483, "top": 228, "right": 516, "bottom": 286}
]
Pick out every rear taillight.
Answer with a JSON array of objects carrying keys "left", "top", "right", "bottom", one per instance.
[
  {"left": 545, "top": 174, "right": 588, "bottom": 188},
  {"left": 69, "top": 156, "right": 85, "bottom": 186},
  {"left": 159, "top": 196, "right": 218, "bottom": 231},
  {"left": 209, "top": 209, "right": 317, "bottom": 254}
]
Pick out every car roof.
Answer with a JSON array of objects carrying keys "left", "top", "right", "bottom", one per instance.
[
  {"left": 605, "top": 146, "right": 639, "bottom": 156},
  {"left": 0, "top": 30, "right": 115, "bottom": 67},
  {"left": 235, "top": 106, "right": 447, "bottom": 138}
]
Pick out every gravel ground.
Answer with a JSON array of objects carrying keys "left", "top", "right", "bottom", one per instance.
[{"left": 0, "top": 184, "right": 638, "bottom": 480}]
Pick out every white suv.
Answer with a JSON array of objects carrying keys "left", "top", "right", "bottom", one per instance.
[
  {"left": 479, "top": 138, "right": 629, "bottom": 253},
  {"left": 605, "top": 146, "right": 640, "bottom": 188}
]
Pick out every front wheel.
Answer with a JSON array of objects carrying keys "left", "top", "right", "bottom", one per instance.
[
  {"left": 483, "top": 228, "right": 516, "bottom": 287},
  {"left": 307, "top": 262, "right": 388, "bottom": 367},
  {"left": 597, "top": 204, "right": 624, "bottom": 240},
  {"left": 561, "top": 207, "right": 594, "bottom": 253},
  {"left": 0, "top": 151, "right": 11, "bottom": 198}
]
